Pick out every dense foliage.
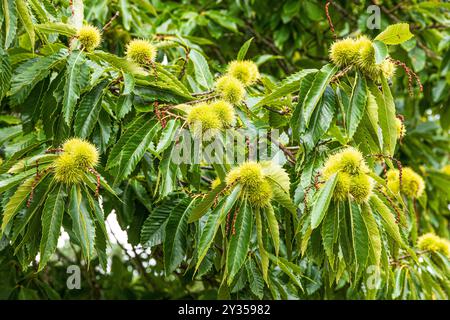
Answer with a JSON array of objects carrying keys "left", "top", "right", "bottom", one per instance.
[{"left": 0, "top": 0, "right": 449, "bottom": 300}]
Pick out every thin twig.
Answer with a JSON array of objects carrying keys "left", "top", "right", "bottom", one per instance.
[
  {"left": 178, "top": 47, "right": 190, "bottom": 80},
  {"left": 102, "top": 11, "right": 120, "bottom": 31},
  {"left": 192, "top": 90, "right": 215, "bottom": 97},
  {"left": 267, "top": 134, "right": 296, "bottom": 165},
  {"left": 330, "top": 65, "right": 353, "bottom": 83},
  {"left": 245, "top": 20, "right": 294, "bottom": 74},
  {"left": 107, "top": 221, "right": 153, "bottom": 288},
  {"left": 325, "top": 2, "right": 337, "bottom": 39},
  {"left": 263, "top": 105, "right": 290, "bottom": 115},
  {"left": 330, "top": 1, "right": 356, "bottom": 22},
  {"left": 165, "top": 94, "right": 219, "bottom": 110},
  {"left": 390, "top": 250, "right": 429, "bottom": 265}
]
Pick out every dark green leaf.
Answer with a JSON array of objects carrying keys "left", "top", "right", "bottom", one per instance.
[
  {"left": 311, "top": 173, "right": 337, "bottom": 229},
  {"left": 35, "top": 22, "right": 77, "bottom": 36},
  {"left": 346, "top": 72, "right": 367, "bottom": 139},
  {"left": 16, "top": 0, "right": 35, "bottom": 51},
  {"left": 63, "top": 51, "right": 90, "bottom": 125},
  {"left": 349, "top": 201, "right": 369, "bottom": 273},
  {"left": 141, "top": 199, "right": 178, "bottom": 248},
  {"left": 373, "top": 40, "right": 388, "bottom": 64},
  {"left": 190, "top": 49, "right": 213, "bottom": 90},
  {"left": 254, "top": 69, "right": 317, "bottom": 109},
  {"left": 68, "top": 185, "right": 95, "bottom": 263},
  {"left": 0, "top": 44, "right": 12, "bottom": 102},
  {"left": 188, "top": 181, "right": 227, "bottom": 223},
  {"left": 39, "top": 184, "right": 65, "bottom": 270},
  {"left": 303, "top": 64, "right": 338, "bottom": 126},
  {"left": 163, "top": 198, "right": 194, "bottom": 274},
  {"left": 106, "top": 115, "right": 160, "bottom": 181},
  {"left": 196, "top": 185, "right": 241, "bottom": 270},
  {"left": 3, "top": 0, "right": 18, "bottom": 48},
  {"left": 74, "top": 80, "right": 108, "bottom": 137},
  {"left": 360, "top": 202, "right": 381, "bottom": 266},
  {"left": 237, "top": 38, "right": 254, "bottom": 60},
  {"left": 227, "top": 199, "right": 252, "bottom": 285},
  {"left": 10, "top": 49, "right": 68, "bottom": 105},
  {"left": 303, "top": 85, "right": 336, "bottom": 149},
  {"left": 264, "top": 204, "right": 280, "bottom": 256}
]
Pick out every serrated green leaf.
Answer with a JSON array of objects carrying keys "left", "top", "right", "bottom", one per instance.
[
  {"left": 188, "top": 182, "right": 227, "bottom": 223},
  {"left": 369, "top": 194, "right": 405, "bottom": 247},
  {"left": 106, "top": 115, "right": 160, "bottom": 181},
  {"left": 268, "top": 253, "right": 304, "bottom": 291},
  {"left": 311, "top": 173, "right": 337, "bottom": 229},
  {"left": 16, "top": 0, "right": 35, "bottom": 52},
  {"left": 291, "top": 72, "right": 316, "bottom": 142},
  {"left": 205, "top": 11, "right": 238, "bottom": 32},
  {"left": 353, "top": 114, "right": 382, "bottom": 160},
  {"left": 116, "top": 94, "right": 133, "bottom": 120},
  {"left": 302, "top": 85, "right": 336, "bottom": 150},
  {"left": 94, "top": 110, "right": 111, "bottom": 153},
  {"left": 84, "top": 190, "right": 108, "bottom": 241},
  {"left": 0, "top": 140, "right": 46, "bottom": 175},
  {"left": 141, "top": 200, "right": 177, "bottom": 248},
  {"left": 321, "top": 201, "right": 338, "bottom": 267},
  {"left": 154, "top": 64, "right": 192, "bottom": 96},
  {"left": 156, "top": 147, "right": 180, "bottom": 199},
  {"left": 255, "top": 207, "right": 269, "bottom": 284},
  {"left": 264, "top": 204, "right": 280, "bottom": 256},
  {"left": 90, "top": 51, "right": 145, "bottom": 75},
  {"left": 237, "top": 38, "right": 254, "bottom": 61},
  {"left": 133, "top": 84, "right": 190, "bottom": 104},
  {"left": 1, "top": 171, "right": 49, "bottom": 233},
  {"left": 35, "top": 22, "right": 77, "bottom": 36},
  {"left": 349, "top": 201, "right": 369, "bottom": 273},
  {"left": 152, "top": 119, "right": 179, "bottom": 155},
  {"left": 370, "top": 79, "right": 396, "bottom": 155},
  {"left": 39, "top": 184, "right": 65, "bottom": 271},
  {"left": 122, "top": 72, "right": 135, "bottom": 95},
  {"left": 268, "top": 184, "right": 297, "bottom": 215},
  {"left": 74, "top": 80, "right": 108, "bottom": 137},
  {"left": 303, "top": 64, "right": 338, "bottom": 126},
  {"left": 3, "top": 0, "right": 18, "bottom": 48},
  {"left": 196, "top": 185, "right": 241, "bottom": 271},
  {"left": 375, "top": 23, "right": 414, "bottom": 45},
  {"left": 246, "top": 258, "right": 264, "bottom": 299},
  {"left": 119, "top": 0, "right": 131, "bottom": 30},
  {"left": 94, "top": 220, "right": 107, "bottom": 271},
  {"left": 346, "top": 71, "right": 367, "bottom": 139},
  {"left": 10, "top": 49, "right": 68, "bottom": 105},
  {"left": 254, "top": 69, "right": 317, "bottom": 109},
  {"left": 0, "top": 168, "right": 39, "bottom": 193},
  {"left": 0, "top": 115, "right": 20, "bottom": 125},
  {"left": 163, "top": 198, "right": 194, "bottom": 274},
  {"left": 227, "top": 199, "right": 252, "bottom": 285},
  {"left": 373, "top": 40, "right": 388, "bottom": 64},
  {"left": 10, "top": 176, "right": 53, "bottom": 244},
  {"left": 83, "top": 171, "right": 117, "bottom": 199},
  {"left": 190, "top": 49, "right": 213, "bottom": 90},
  {"left": 68, "top": 185, "right": 95, "bottom": 264},
  {"left": 361, "top": 202, "right": 381, "bottom": 267},
  {"left": 0, "top": 47, "right": 12, "bottom": 102},
  {"left": 63, "top": 51, "right": 90, "bottom": 125}
]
